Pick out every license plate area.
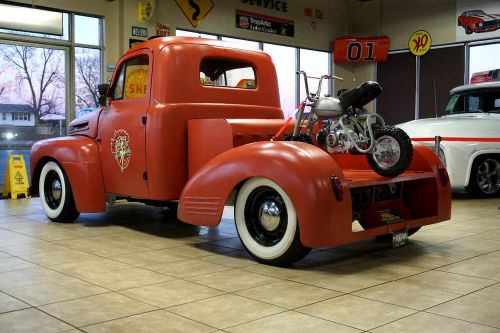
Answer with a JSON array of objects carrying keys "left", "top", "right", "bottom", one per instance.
[{"left": 392, "top": 229, "right": 409, "bottom": 248}]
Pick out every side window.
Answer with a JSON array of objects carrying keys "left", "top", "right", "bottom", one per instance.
[
  {"left": 200, "top": 58, "right": 256, "bottom": 89},
  {"left": 113, "top": 55, "right": 149, "bottom": 100}
]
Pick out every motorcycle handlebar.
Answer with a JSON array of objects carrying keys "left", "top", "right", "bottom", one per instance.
[{"left": 297, "top": 71, "right": 344, "bottom": 101}]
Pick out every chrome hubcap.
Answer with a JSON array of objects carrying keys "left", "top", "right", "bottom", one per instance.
[
  {"left": 51, "top": 179, "right": 62, "bottom": 201},
  {"left": 477, "top": 158, "right": 500, "bottom": 194},
  {"left": 258, "top": 201, "right": 281, "bottom": 231},
  {"left": 373, "top": 135, "right": 401, "bottom": 169}
]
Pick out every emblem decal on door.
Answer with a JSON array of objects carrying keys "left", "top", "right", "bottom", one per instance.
[{"left": 111, "top": 129, "right": 132, "bottom": 172}]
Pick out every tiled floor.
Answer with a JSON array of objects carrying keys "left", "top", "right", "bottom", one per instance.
[{"left": 0, "top": 195, "right": 499, "bottom": 332}]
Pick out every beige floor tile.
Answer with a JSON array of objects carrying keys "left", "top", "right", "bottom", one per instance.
[
  {"left": 236, "top": 281, "right": 342, "bottom": 309},
  {"left": 17, "top": 248, "right": 102, "bottom": 267},
  {"left": 50, "top": 258, "right": 132, "bottom": 279},
  {"left": 185, "top": 268, "right": 279, "bottom": 292},
  {"left": 381, "top": 249, "right": 464, "bottom": 269},
  {"left": 0, "top": 291, "right": 30, "bottom": 313},
  {"left": 297, "top": 295, "right": 416, "bottom": 331},
  {"left": 338, "top": 260, "right": 428, "bottom": 280},
  {"left": 200, "top": 250, "right": 257, "bottom": 268},
  {"left": 289, "top": 268, "right": 387, "bottom": 293},
  {"left": 83, "top": 310, "right": 215, "bottom": 333},
  {"left": 145, "top": 259, "right": 231, "bottom": 278},
  {"left": 167, "top": 294, "right": 284, "bottom": 329},
  {"left": 438, "top": 256, "right": 500, "bottom": 280},
  {"left": 113, "top": 249, "right": 188, "bottom": 267},
  {"left": 427, "top": 294, "right": 500, "bottom": 328},
  {"left": 76, "top": 267, "right": 174, "bottom": 291},
  {"left": 55, "top": 236, "right": 150, "bottom": 257},
  {"left": 39, "top": 292, "right": 157, "bottom": 327},
  {"left": 402, "top": 270, "right": 496, "bottom": 294},
  {"left": 0, "top": 308, "right": 73, "bottom": 333},
  {"left": 0, "top": 267, "right": 72, "bottom": 289},
  {"left": 372, "top": 311, "right": 499, "bottom": 333},
  {"left": 240, "top": 263, "right": 310, "bottom": 279},
  {"left": 2, "top": 277, "right": 108, "bottom": 306},
  {"left": 211, "top": 237, "right": 245, "bottom": 250},
  {"left": 354, "top": 280, "right": 462, "bottom": 310},
  {"left": 0, "top": 256, "right": 37, "bottom": 272},
  {"left": 469, "top": 283, "right": 500, "bottom": 302},
  {"left": 432, "top": 238, "right": 500, "bottom": 258},
  {"left": 226, "top": 311, "right": 361, "bottom": 333},
  {"left": 166, "top": 243, "right": 235, "bottom": 258},
  {"left": 120, "top": 279, "right": 224, "bottom": 308},
  {"left": 105, "top": 232, "right": 196, "bottom": 250}
]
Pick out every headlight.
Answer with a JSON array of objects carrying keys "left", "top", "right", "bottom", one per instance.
[{"left": 477, "top": 22, "right": 483, "bottom": 27}]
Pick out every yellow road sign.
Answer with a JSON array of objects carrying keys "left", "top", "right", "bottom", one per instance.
[
  {"left": 2, "top": 154, "right": 30, "bottom": 199},
  {"left": 175, "top": 0, "right": 214, "bottom": 28}
]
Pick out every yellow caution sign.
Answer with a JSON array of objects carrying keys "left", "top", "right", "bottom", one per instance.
[
  {"left": 175, "top": 0, "right": 214, "bottom": 28},
  {"left": 2, "top": 154, "right": 30, "bottom": 199}
]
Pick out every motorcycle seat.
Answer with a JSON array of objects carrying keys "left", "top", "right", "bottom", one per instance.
[{"left": 339, "top": 81, "right": 382, "bottom": 110}]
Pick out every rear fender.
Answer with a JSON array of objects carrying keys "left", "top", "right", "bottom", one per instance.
[
  {"left": 178, "top": 141, "right": 353, "bottom": 248},
  {"left": 31, "top": 136, "right": 106, "bottom": 213}
]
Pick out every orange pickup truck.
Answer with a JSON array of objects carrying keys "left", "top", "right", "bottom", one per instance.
[{"left": 30, "top": 37, "right": 451, "bottom": 265}]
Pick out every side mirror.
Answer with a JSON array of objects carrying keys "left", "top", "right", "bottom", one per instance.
[{"left": 97, "top": 83, "right": 110, "bottom": 107}]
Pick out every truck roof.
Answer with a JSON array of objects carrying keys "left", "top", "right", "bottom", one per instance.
[
  {"left": 128, "top": 36, "right": 266, "bottom": 54},
  {"left": 451, "top": 81, "right": 500, "bottom": 95}
]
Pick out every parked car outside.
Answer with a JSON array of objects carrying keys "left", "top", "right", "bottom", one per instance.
[
  {"left": 398, "top": 82, "right": 500, "bottom": 197},
  {"left": 458, "top": 10, "right": 500, "bottom": 34}
]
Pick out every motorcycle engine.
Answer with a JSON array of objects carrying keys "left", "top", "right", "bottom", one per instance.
[{"left": 323, "top": 129, "right": 358, "bottom": 153}]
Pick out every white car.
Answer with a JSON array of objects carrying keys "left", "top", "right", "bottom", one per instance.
[{"left": 398, "top": 82, "right": 500, "bottom": 197}]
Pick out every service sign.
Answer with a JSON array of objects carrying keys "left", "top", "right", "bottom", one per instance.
[{"left": 334, "top": 36, "right": 390, "bottom": 63}]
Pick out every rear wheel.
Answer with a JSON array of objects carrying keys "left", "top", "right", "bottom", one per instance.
[
  {"left": 235, "top": 177, "right": 310, "bottom": 266},
  {"left": 465, "top": 156, "right": 500, "bottom": 197},
  {"left": 39, "top": 161, "right": 79, "bottom": 222},
  {"left": 367, "top": 126, "right": 413, "bottom": 177}
]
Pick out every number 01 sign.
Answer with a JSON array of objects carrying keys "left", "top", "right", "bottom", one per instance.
[{"left": 334, "top": 36, "right": 390, "bottom": 63}]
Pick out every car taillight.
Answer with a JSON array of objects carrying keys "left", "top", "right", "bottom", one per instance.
[
  {"left": 331, "top": 176, "right": 344, "bottom": 202},
  {"left": 437, "top": 164, "right": 449, "bottom": 186}
]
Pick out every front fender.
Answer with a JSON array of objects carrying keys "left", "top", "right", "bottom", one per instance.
[
  {"left": 31, "top": 136, "right": 106, "bottom": 213},
  {"left": 178, "top": 141, "right": 352, "bottom": 248}
]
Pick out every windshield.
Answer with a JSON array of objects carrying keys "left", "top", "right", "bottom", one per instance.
[{"left": 444, "top": 90, "right": 500, "bottom": 115}]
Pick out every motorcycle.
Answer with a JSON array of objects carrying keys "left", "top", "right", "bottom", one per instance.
[{"left": 286, "top": 71, "right": 413, "bottom": 177}]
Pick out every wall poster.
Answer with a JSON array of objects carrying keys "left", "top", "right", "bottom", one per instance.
[{"left": 457, "top": 0, "right": 500, "bottom": 41}]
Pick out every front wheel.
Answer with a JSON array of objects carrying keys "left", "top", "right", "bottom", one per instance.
[
  {"left": 367, "top": 126, "right": 413, "bottom": 177},
  {"left": 235, "top": 177, "right": 311, "bottom": 266},
  {"left": 465, "top": 156, "right": 500, "bottom": 197},
  {"left": 39, "top": 161, "right": 80, "bottom": 222}
]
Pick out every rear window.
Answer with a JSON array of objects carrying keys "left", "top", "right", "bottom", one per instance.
[{"left": 200, "top": 58, "right": 256, "bottom": 89}]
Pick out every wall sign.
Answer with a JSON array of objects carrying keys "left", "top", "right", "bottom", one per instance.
[
  {"left": 456, "top": 0, "right": 500, "bottom": 42},
  {"left": 175, "top": 0, "right": 214, "bottom": 28},
  {"left": 334, "top": 36, "right": 389, "bottom": 63},
  {"left": 157, "top": 23, "right": 170, "bottom": 36},
  {"left": 236, "top": 9, "right": 294, "bottom": 37},
  {"left": 409, "top": 30, "right": 431, "bottom": 56},
  {"left": 138, "top": 0, "right": 154, "bottom": 22},
  {"left": 241, "top": 0, "right": 288, "bottom": 13},
  {"left": 132, "top": 26, "right": 148, "bottom": 37}
]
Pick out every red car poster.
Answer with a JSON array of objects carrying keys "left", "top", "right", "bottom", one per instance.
[{"left": 457, "top": 0, "right": 500, "bottom": 41}]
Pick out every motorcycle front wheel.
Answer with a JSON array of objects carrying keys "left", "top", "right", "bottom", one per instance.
[{"left": 367, "top": 126, "right": 413, "bottom": 177}]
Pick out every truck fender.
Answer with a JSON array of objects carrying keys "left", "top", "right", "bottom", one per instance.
[
  {"left": 464, "top": 148, "right": 500, "bottom": 187},
  {"left": 31, "top": 136, "right": 106, "bottom": 213},
  {"left": 178, "top": 141, "right": 353, "bottom": 248}
]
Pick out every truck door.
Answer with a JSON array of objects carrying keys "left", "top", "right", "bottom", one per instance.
[{"left": 97, "top": 50, "right": 151, "bottom": 198}]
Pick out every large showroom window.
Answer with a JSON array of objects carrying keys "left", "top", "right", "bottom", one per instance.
[
  {"left": 177, "top": 29, "right": 332, "bottom": 118},
  {"left": 0, "top": 5, "right": 104, "bottom": 187},
  {"left": 469, "top": 42, "right": 500, "bottom": 82}
]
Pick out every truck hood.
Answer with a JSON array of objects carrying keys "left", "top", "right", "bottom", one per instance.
[
  {"left": 68, "top": 108, "right": 103, "bottom": 139},
  {"left": 398, "top": 114, "right": 500, "bottom": 138}
]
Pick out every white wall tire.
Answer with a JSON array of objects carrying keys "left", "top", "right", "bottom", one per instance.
[
  {"left": 39, "top": 161, "right": 79, "bottom": 222},
  {"left": 235, "top": 177, "right": 310, "bottom": 265}
]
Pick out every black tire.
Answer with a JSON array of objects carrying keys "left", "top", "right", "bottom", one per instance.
[
  {"left": 465, "top": 156, "right": 500, "bottom": 198},
  {"left": 235, "top": 177, "right": 311, "bottom": 266},
  {"left": 358, "top": 219, "right": 421, "bottom": 241},
  {"left": 367, "top": 126, "right": 413, "bottom": 177},
  {"left": 39, "top": 161, "right": 80, "bottom": 222},
  {"left": 465, "top": 26, "right": 473, "bottom": 34}
]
